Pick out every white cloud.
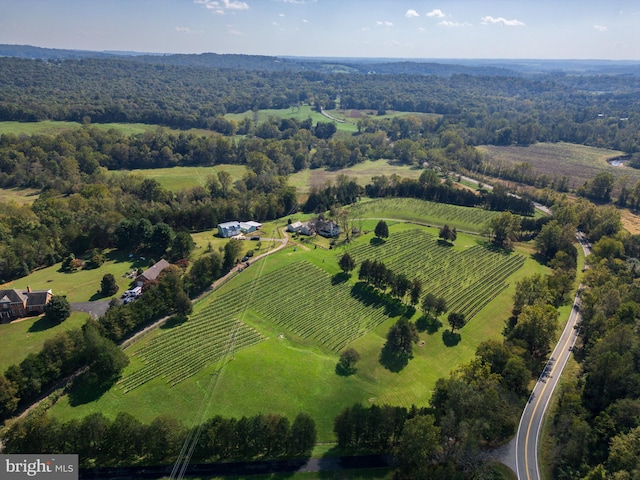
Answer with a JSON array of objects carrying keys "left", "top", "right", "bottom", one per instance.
[
  {"left": 426, "top": 9, "right": 445, "bottom": 18},
  {"left": 439, "top": 20, "right": 472, "bottom": 27},
  {"left": 194, "top": 0, "right": 249, "bottom": 14},
  {"left": 418, "top": 26, "right": 426, "bottom": 31},
  {"left": 279, "top": 13, "right": 285, "bottom": 17},
  {"left": 481, "top": 16, "right": 525, "bottom": 26},
  {"left": 376, "top": 20, "right": 393, "bottom": 26},
  {"left": 593, "top": 24, "right": 608, "bottom": 32},
  {"left": 175, "top": 26, "right": 192, "bottom": 33},
  {"left": 405, "top": 9, "right": 420, "bottom": 18},
  {"left": 302, "top": 19, "right": 309, "bottom": 23}
]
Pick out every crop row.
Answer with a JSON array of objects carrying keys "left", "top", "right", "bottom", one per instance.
[
  {"left": 119, "top": 317, "right": 264, "bottom": 393},
  {"left": 345, "top": 229, "right": 525, "bottom": 319},
  {"left": 349, "top": 198, "right": 501, "bottom": 230}
]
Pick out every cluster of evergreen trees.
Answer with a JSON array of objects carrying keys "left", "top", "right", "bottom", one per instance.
[{"left": 3, "top": 411, "right": 316, "bottom": 467}]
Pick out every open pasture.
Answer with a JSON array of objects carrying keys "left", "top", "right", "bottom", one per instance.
[
  {"left": 477, "top": 142, "right": 633, "bottom": 191},
  {"left": 288, "top": 160, "right": 422, "bottom": 196},
  {"left": 0, "top": 187, "right": 40, "bottom": 205},
  {"left": 345, "top": 229, "right": 525, "bottom": 320},
  {"left": 348, "top": 197, "right": 502, "bottom": 233},
  {"left": 0, "top": 120, "right": 219, "bottom": 138},
  {"left": 118, "top": 164, "right": 248, "bottom": 192},
  {"left": 224, "top": 105, "right": 357, "bottom": 133}
]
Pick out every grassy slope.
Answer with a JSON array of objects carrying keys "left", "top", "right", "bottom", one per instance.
[
  {"left": 0, "top": 187, "right": 40, "bottom": 205},
  {"left": 477, "top": 142, "right": 634, "bottom": 191},
  {"left": 0, "top": 121, "right": 218, "bottom": 137},
  {"left": 48, "top": 224, "right": 545, "bottom": 442},
  {"left": 0, "top": 311, "right": 88, "bottom": 372},
  {"left": 0, "top": 251, "right": 151, "bottom": 303},
  {"left": 119, "top": 164, "right": 248, "bottom": 192},
  {"left": 288, "top": 160, "right": 423, "bottom": 196}
]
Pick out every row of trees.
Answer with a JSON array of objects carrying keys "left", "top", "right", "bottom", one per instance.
[
  {"left": 0, "top": 320, "right": 127, "bottom": 421},
  {"left": 2, "top": 411, "right": 316, "bottom": 467}
]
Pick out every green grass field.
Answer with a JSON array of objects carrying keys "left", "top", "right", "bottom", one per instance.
[
  {"left": 348, "top": 197, "right": 504, "bottom": 233},
  {"left": 477, "top": 142, "right": 634, "bottom": 192},
  {"left": 0, "top": 251, "right": 150, "bottom": 303},
  {"left": 0, "top": 311, "right": 88, "bottom": 372},
  {"left": 0, "top": 187, "right": 40, "bottom": 205},
  {"left": 288, "top": 160, "right": 423, "bottom": 196},
  {"left": 48, "top": 224, "right": 545, "bottom": 441},
  {"left": 118, "top": 164, "right": 248, "bottom": 192},
  {"left": 0, "top": 121, "right": 219, "bottom": 137}
]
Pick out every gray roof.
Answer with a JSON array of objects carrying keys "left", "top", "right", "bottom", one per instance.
[
  {"left": 138, "top": 259, "right": 171, "bottom": 282},
  {"left": 0, "top": 289, "right": 27, "bottom": 304}
]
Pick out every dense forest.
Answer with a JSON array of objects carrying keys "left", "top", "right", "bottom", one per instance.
[{"left": 0, "top": 55, "right": 639, "bottom": 153}]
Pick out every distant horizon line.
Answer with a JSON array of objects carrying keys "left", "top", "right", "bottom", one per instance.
[{"left": 2, "top": 43, "right": 639, "bottom": 63}]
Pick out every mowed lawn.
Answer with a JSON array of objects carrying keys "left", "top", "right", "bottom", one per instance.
[
  {"left": 49, "top": 225, "right": 546, "bottom": 442},
  {"left": 477, "top": 142, "right": 633, "bottom": 192},
  {"left": 118, "top": 164, "right": 248, "bottom": 192},
  {"left": 0, "top": 311, "right": 88, "bottom": 372},
  {"left": 1, "top": 251, "right": 150, "bottom": 304},
  {"left": 289, "top": 160, "right": 423, "bottom": 196}
]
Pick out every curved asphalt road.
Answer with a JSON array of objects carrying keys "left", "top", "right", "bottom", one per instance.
[{"left": 514, "top": 232, "right": 591, "bottom": 480}]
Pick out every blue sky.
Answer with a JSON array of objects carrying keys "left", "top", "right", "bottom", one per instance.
[{"left": 1, "top": 0, "right": 639, "bottom": 59}]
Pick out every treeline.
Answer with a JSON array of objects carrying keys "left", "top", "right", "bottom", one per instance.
[
  {"left": 0, "top": 320, "right": 127, "bottom": 422},
  {"left": 363, "top": 173, "right": 535, "bottom": 216},
  {"left": 1, "top": 57, "right": 638, "bottom": 153},
  {"left": 546, "top": 222, "right": 640, "bottom": 477},
  {"left": 2, "top": 411, "right": 316, "bottom": 467}
]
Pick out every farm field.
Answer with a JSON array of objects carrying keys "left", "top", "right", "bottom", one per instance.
[
  {"left": 117, "top": 164, "right": 248, "bottom": 192},
  {"left": 48, "top": 223, "right": 545, "bottom": 441},
  {"left": 0, "top": 311, "right": 88, "bottom": 372},
  {"left": 0, "top": 187, "right": 40, "bottom": 205},
  {"left": 0, "top": 251, "right": 150, "bottom": 303},
  {"left": 348, "top": 197, "right": 504, "bottom": 233},
  {"left": 0, "top": 120, "right": 218, "bottom": 137},
  {"left": 477, "top": 142, "right": 633, "bottom": 192},
  {"left": 288, "top": 160, "right": 422, "bottom": 196},
  {"left": 224, "top": 105, "right": 358, "bottom": 134}
]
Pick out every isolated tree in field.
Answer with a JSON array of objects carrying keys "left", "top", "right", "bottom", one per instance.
[
  {"left": 337, "top": 347, "right": 360, "bottom": 375},
  {"left": 44, "top": 295, "right": 71, "bottom": 324},
  {"left": 100, "top": 273, "right": 118, "bottom": 296},
  {"left": 374, "top": 220, "right": 389, "bottom": 240},
  {"left": 438, "top": 224, "right": 457, "bottom": 244},
  {"left": 447, "top": 312, "right": 466, "bottom": 333},
  {"left": 409, "top": 278, "right": 422, "bottom": 306},
  {"left": 390, "top": 273, "right": 411, "bottom": 300},
  {"left": 384, "top": 317, "right": 419, "bottom": 359},
  {"left": 338, "top": 252, "right": 356, "bottom": 274},
  {"left": 222, "top": 239, "right": 243, "bottom": 272},
  {"left": 170, "top": 231, "right": 195, "bottom": 260},
  {"left": 421, "top": 293, "right": 437, "bottom": 316}
]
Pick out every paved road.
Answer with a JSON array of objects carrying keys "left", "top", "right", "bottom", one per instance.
[{"left": 513, "top": 233, "right": 591, "bottom": 480}]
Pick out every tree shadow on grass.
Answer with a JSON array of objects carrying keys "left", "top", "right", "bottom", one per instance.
[
  {"left": 442, "top": 330, "right": 461, "bottom": 347},
  {"left": 369, "top": 237, "right": 385, "bottom": 247},
  {"left": 331, "top": 272, "right": 350, "bottom": 285},
  {"left": 379, "top": 344, "right": 410, "bottom": 373},
  {"left": 68, "top": 373, "right": 116, "bottom": 406},
  {"left": 161, "top": 314, "right": 188, "bottom": 330},
  {"left": 335, "top": 364, "right": 357, "bottom": 377},
  {"left": 350, "top": 282, "right": 407, "bottom": 318},
  {"left": 416, "top": 315, "right": 442, "bottom": 334},
  {"left": 28, "top": 315, "right": 58, "bottom": 333},
  {"left": 437, "top": 239, "right": 454, "bottom": 248}
]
